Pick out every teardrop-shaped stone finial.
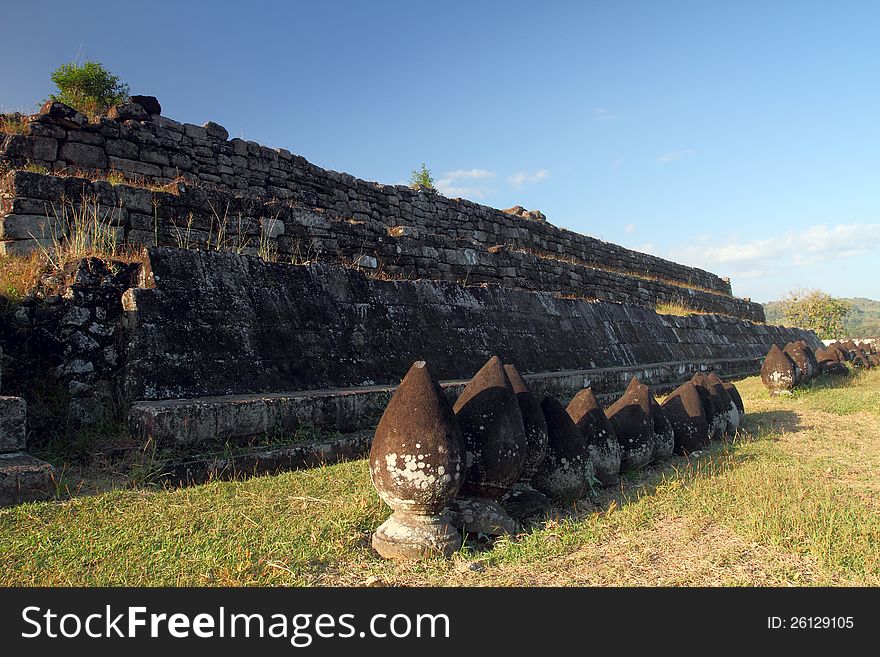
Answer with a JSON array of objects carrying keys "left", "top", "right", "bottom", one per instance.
[
  {"left": 369, "top": 360, "right": 465, "bottom": 560},
  {"left": 500, "top": 363, "right": 551, "bottom": 520},
  {"left": 797, "top": 340, "right": 821, "bottom": 377},
  {"left": 722, "top": 381, "right": 745, "bottom": 418},
  {"left": 605, "top": 379, "right": 655, "bottom": 471},
  {"left": 705, "top": 372, "right": 740, "bottom": 434},
  {"left": 661, "top": 381, "right": 710, "bottom": 454},
  {"left": 648, "top": 393, "right": 675, "bottom": 460},
  {"left": 691, "top": 372, "right": 725, "bottom": 438},
  {"left": 784, "top": 342, "right": 814, "bottom": 381},
  {"left": 567, "top": 387, "right": 621, "bottom": 486},
  {"left": 851, "top": 343, "right": 872, "bottom": 369},
  {"left": 447, "top": 356, "right": 525, "bottom": 536},
  {"left": 760, "top": 344, "right": 798, "bottom": 396},
  {"left": 533, "top": 396, "right": 595, "bottom": 502}
]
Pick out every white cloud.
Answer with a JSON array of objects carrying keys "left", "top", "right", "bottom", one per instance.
[
  {"left": 508, "top": 169, "right": 549, "bottom": 187},
  {"left": 629, "top": 224, "right": 880, "bottom": 299},
  {"left": 435, "top": 168, "right": 497, "bottom": 199},
  {"left": 436, "top": 185, "right": 495, "bottom": 199},
  {"left": 441, "top": 168, "right": 496, "bottom": 181},
  {"left": 594, "top": 107, "right": 616, "bottom": 121},
  {"left": 624, "top": 223, "right": 636, "bottom": 234},
  {"left": 657, "top": 149, "right": 696, "bottom": 163},
  {"left": 661, "top": 223, "right": 880, "bottom": 270}
]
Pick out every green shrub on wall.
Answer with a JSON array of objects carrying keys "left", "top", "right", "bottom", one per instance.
[{"left": 49, "top": 60, "right": 129, "bottom": 118}]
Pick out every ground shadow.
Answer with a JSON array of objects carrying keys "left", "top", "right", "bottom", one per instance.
[{"left": 465, "top": 409, "right": 803, "bottom": 548}]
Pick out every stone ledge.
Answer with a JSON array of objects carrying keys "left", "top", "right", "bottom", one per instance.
[
  {"left": 129, "top": 357, "right": 762, "bottom": 448},
  {"left": 0, "top": 452, "right": 55, "bottom": 507},
  {"left": 160, "top": 430, "right": 373, "bottom": 486}
]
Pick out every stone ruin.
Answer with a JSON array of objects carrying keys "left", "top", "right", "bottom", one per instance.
[
  {"left": 0, "top": 348, "right": 54, "bottom": 506},
  {"left": 760, "top": 338, "right": 874, "bottom": 395},
  {"left": 369, "top": 355, "right": 747, "bottom": 559},
  {"left": 0, "top": 97, "right": 824, "bottom": 504}
]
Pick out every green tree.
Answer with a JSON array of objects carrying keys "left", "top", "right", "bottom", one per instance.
[
  {"left": 780, "top": 288, "right": 850, "bottom": 339},
  {"left": 49, "top": 61, "right": 129, "bottom": 118},
  {"left": 409, "top": 163, "right": 435, "bottom": 190}
]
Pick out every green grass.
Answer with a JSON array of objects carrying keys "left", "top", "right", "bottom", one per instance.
[{"left": 2, "top": 370, "right": 880, "bottom": 586}]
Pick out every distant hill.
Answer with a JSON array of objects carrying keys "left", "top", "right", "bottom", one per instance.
[{"left": 763, "top": 297, "right": 880, "bottom": 337}]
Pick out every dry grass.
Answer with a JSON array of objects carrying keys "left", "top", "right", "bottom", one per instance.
[
  {"left": 0, "top": 252, "right": 45, "bottom": 302},
  {"left": 0, "top": 196, "right": 147, "bottom": 303},
  {"left": 42, "top": 166, "right": 185, "bottom": 195},
  {"left": 655, "top": 300, "right": 709, "bottom": 316},
  {"left": 0, "top": 113, "right": 30, "bottom": 135},
  {"left": 510, "top": 245, "right": 735, "bottom": 300}
]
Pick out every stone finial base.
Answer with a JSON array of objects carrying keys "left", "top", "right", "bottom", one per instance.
[
  {"left": 372, "top": 512, "right": 462, "bottom": 560},
  {"left": 447, "top": 496, "right": 519, "bottom": 536},
  {"left": 501, "top": 484, "right": 550, "bottom": 521}
]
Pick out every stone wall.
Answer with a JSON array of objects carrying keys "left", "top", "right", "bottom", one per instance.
[
  {"left": 0, "top": 258, "right": 139, "bottom": 429},
  {"left": 0, "top": 170, "right": 764, "bottom": 320},
  {"left": 0, "top": 101, "right": 759, "bottom": 317},
  {"left": 123, "top": 247, "right": 818, "bottom": 403}
]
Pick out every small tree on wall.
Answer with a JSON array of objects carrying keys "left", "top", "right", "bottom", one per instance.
[
  {"left": 781, "top": 287, "right": 850, "bottom": 339},
  {"left": 49, "top": 61, "right": 130, "bottom": 118},
  {"left": 409, "top": 163, "right": 435, "bottom": 190}
]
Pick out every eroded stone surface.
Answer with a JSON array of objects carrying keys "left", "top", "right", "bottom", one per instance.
[
  {"left": 760, "top": 344, "right": 798, "bottom": 395},
  {"left": 606, "top": 379, "right": 655, "bottom": 471},
  {"left": 453, "top": 356, "right": 526, "bottom": 500},
  {"left": 722, "top": 381, "right": 745, "bottom": 418},
  {"left": 0, "top": 452, "right": 55, "bottom": 507},
  {"left": 500, "top": 363, "right": 550, "bottom": 520},
  {"left": 369, "top": 361, "right": 464, "bottom": 559},
  {"left": 785, "top": 342, "right": 815, "bottom": 381},
  {"left": 449, "top": 356, "right": 524, "bottom": 535},
  {"left": 661, "top": 381, "right": 710, "bottom": 454},
  {"left": 0, "top": 396, "right": 26, "bottom": 453},
  {"left": 533, "top": 396, "right": 595, "bottom": 502},
  {"left": 566, "top": 387, "right": 621, "bottom": 486},
  {"left": 502, "top": 364, "right": 548, "bottom": 485},
  {"left": 691, "top": 372, "right": 730, "bottom": 436},
  {"left": 648, "top": 393, "right": 675, "bottom": 460},
  {"left": 706, "top": 372, "right": 740, "bottom": 435},
  {"left": 446, "top": 497, "right": 519, "bottom": 536},
  {"left": 372, "top": 512, "right": 462, "bottom": 560}
]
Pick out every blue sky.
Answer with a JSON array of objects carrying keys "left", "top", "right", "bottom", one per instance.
[{"left": 2, "top": 0, "right": 878, "bottom": 302}]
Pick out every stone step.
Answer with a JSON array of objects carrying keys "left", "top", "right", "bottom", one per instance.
[
  {"left": 159, "top": 429, "right": 373, "bottom": 487},
  {"left": 0, "top": 452, "right": 55, "bottom": 507},
  {"left": 129, "top": 356, "right": 761, "bottom": 448}
]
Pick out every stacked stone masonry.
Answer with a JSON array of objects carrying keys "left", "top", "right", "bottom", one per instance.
[
  {"left": 124, "top": 248, "right": 816, "bottom": 404},
  {"left": 0, "top": 103, "right": 763, "bottom": 321},
  {"left": 0, "top": 170, "right": 763, "bottom": 320}
]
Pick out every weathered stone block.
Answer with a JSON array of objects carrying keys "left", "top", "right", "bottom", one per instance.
[
  {"left": 30, "top": 136, "right": 58, "bottom": 161},
  {"left": 0, "top": 214, "right": 57, "bottom": 241},
  {"left": 108, "top": 156, "right": 162, "bottom": 178},
  {"left": 38, "top": 101, "right": 87, "bottom": 129},
  {"left": 66, "top": 130, "right": 105, "bottom": 146},
  {"left": 204, "top": 121, "right": 229, "bottom": 140},
  {"left": 109, "top": 102, "right": 150, "bottom": 122},
  {"left": 105, "top": 138, "right": 139, "bottom": 159},
  {"left": 0, "top": 237, "right": 51, "bottom": 256},
  {"left": 131, "top": 95, "right": 162, "bottom": 116},
  {"left": 0, "top": 397, "right": 27, "bottom": 453},
  {"left": 0, "top": 452, "right": 55, "bottom": 506},
  {"left": 184, "top": 124, "right": 208, "bottom": 140},
  {"left": 60, "top": 141, "right": 107, "bottom": 169}
]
